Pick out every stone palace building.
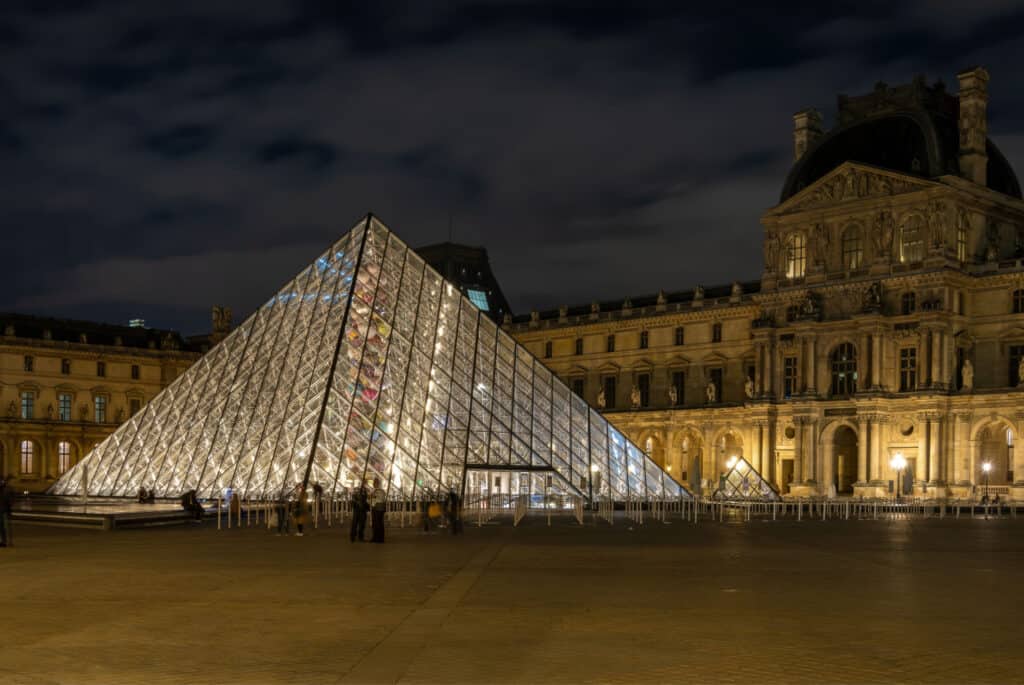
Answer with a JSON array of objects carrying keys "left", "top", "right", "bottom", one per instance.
[{"left": 507, "top": 68, "right": 1024, "bottom": 500}]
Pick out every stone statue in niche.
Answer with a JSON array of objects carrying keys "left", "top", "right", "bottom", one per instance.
[
  {"left": 705, "top": 380, "right": 717, "bottom": 404},
  {"left": 765, "top": 233, "right": 781, "bottom": 271},
  {"left": 7, "top": 401, "right": 15, "bottom": 418},
  {"left": 928, "top": 200, "right": 948, "bottom": 249},
  {"left": 986, "top": 220, "right": 1000, "bottom": 261},
  {"left": 744, "top": 376, "right": 755, "bottom": 399},
  {"left": 630, "top": 385, "right": 641, "bottom": 409},
  {"left": 961, "top": 358, "right": 974, "bottom": 391},
  {"left": 116, "top": 407, "right": 125, "bottom": 422},
  {"left": 1018, "top": 358, "right": 1024, "bottom": 387},
  {"left": 79, "top": 404, "right": 89, "bottom": 421},
  {"left": 812, "top": 222, "right": 829, "bottom": 265},
  {"left": 862, "top": 282, "right": 882, "bottom": 312},
  {"left": 46, "top": 404, "right": 54, "bottom": 420},
  {"left": 596, "top": 387, "right": 606, "bottom": 409},
  {"left": 872, "top": 210, "right": 895, "bottom": 258},
  {"left": 667, "top": 384, "right": 678, "bottom": 406},
  {"left": 731, "top": 282, "right": 743, "bottom": 298},
  {"left": 801, "top": 292, "right": 820, "bottom": 318}
]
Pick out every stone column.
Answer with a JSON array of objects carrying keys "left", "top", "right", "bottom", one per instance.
[
  {"left": 869, "top": 418, "right": 883, "bottom": 482},
  {"left": 860, "top": 333, "right": 870, "bottom": 392},
  {"left": 958, "top": 414, "right": 972, "bottom": 484},
  {"left": 765, "top": 342, "right": 775, "bottom": 398},
  {"left": 930, "top": 330, "right": 942, "bottom": 388},
  {"left": 1015, "top": 415, "right": 1024, "bottom": 485},
  {"left": 806, "top": 337, "right": 817, "bottom": 394},
  {"left": 802, "top": 421, "right": 814, "bottom": 482},
  {"left": 871, "top": 333, "right": 882, "bottom": 389},
  {"left": 755, "top": 422, "right": 765, "bottom": 474},
  {"left": 754, "top": 342, "right": 764, "bottom": 396},
  {"left": 857, "top": 418, "right": 869, "bottom": 484},
  {"left": 793, "top": 418, "right": 804, "bottom": 486},
  {"left": 916, "top": 417, "right": 928, "bottom": 485},
  {"left": 928, "top": 416, "right": 943, "bottom": 484}
]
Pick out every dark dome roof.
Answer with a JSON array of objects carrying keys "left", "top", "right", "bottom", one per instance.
[{"left": 780, "top": 112, "right": 1021, "bottom": 201}]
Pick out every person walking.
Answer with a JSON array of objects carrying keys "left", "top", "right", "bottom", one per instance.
[
  {"left": 0, "top": 477, "right": 12, "bottom": 547},
  {"left": 370, "top": 478, "right": 387, "bottom": 543},
  {"left": 275, "top": 496, "right": 290, "bottom": 536},
  {"left": 445, "top": 487, "right": 462, "bottom": 536},
  {"left": 349, "top": 485, "right": 368, "bottom": 543},
  {"left": 293, "top": 490, "right": 308, "bottom": 536}
]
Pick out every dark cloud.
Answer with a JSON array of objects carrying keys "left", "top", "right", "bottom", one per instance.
[{"left": 3, "top": 1, "right": 1024, "bottom": 334}]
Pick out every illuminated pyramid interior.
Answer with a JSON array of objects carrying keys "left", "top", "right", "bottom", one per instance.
[
  {"left": 52, "top": 216, "right": 687, "bottom": 502},
  {"left": 713, "top": 457, "right": 780, "bottom": 501}
]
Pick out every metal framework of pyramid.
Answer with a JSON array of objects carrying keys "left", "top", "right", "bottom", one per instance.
[
  {"left": 52, "top": 216, "right": 688, "bottom": 503},
  {"left": 712, "top": 457, "right": 780, "bottom": 501}
]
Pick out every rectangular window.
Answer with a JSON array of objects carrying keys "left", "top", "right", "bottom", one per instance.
[
  {"left": 603, "top": 376, "right": 616, "bottom": 409},
  {"left": 58, "top": 442, "right": 71, "bottom": 474},
  {"left": 20, "top": 441, "right": 33, "bottom": 474},
  {"left": 574, "top": 338, "right": 583, "bottom": 355},
  {"left": 1011, "top": 345, "right": 1024, "bottom": 387},
  {"left": 131, "top": 364, "right": 140, "bottom": 380},
  {"left": 20, "top": 391, "right": 34, "bottom": 419},
  {"left": 23, "top": 355, "right": 34, "bottom": 372},
  {"left": 606, "top": 335, "right": 615, "bottom": 353},
  {"left": 130, "top": 397, "right": 142, "bottom": 415},
  {"left": 957, "top": 225, "right": 968, "bottom": 263},
  {"left": 544, "top": 341, "right": 552, "bottom": 359},
  {"left": 783, "top": 356, "right": 798, "bottom": 398},
  {"left": 712, "top": 323, "right": 722, "bottom": 343},
  {"left": 638, "top": 373, "right": 650, "bottom": 408},
  {"left": 1014, "top": 290, "right": 1024, "bottom": 315},
  {"left": 97, "top": 361, "right": 106, "bottom": 377},
  {"left": 674, "top": 327, "right": 685, "bottom": 346},
  {"left": 94, "top": 395, "right": 107, "bottom": 423},
  {"left": 570, "top": 378, "right": 584, "bottom": 398},
  {"left": 639, "top": 331, "right": 649, "bottom": 349},
  {"left": 61, "top": 358, "right": 71, "bottom": 375},
  {"left": 899, "top": 348, "right": 917, "bottom": 392},
  {"left": 58, "top": 393, "right": 72, "bottom": 422},
  {"left": 671, "top": 371, "right": 685, "bottom": 405},
  {"left": 709, "top": 368, "right": 723, "bottom": 403},
  {"left": 901, "top": 292, "right": 916, "bottom": 315}
]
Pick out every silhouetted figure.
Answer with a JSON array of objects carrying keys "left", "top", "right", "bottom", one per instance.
[
  {"left": 180, "top": 490, "right": 203, "bottom": 521},
  {"left": 293, "top": 491, "right": 308, "bottom": 536},
  {"left": 370, "top": 478, "right": 386, "bottom": 543},
  {"left": 350, "top": 486, "right": 368, "bottom": 543},
  {"left": 445, "top": 488, "right": 462, "bottom": 535},
  {"left": 0, "top": 478, "right": 12, "bottom": 547}
]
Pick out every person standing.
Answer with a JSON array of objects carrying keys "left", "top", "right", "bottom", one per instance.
[
  {"left": 445, "top": 487, "right": 462, "bottom": 536},
  {"left": 275, "top": 496, "right": 290, "bottom": 536},
  {"left": 293, "top": 490, "right": 308, "bottom": 536},
  {"left": 370, "top": 478, "right": 387, "bottom": 543},
  {"left": 0, "top": 477, "right": 12, "bottom": 547},
  {"left": 349, "top": 485, "right": 368, "bottom": 543}
]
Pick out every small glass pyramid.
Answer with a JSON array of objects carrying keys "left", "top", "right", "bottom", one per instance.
[
  {"left": 51, "top": 216, "right": 689, "bottom": 503},
  {"left": 712, "top": 457, "right": 780, "bottom": 501}
]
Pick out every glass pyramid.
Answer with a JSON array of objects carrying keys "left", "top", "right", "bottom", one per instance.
[
  {"left": 712, "top": 457, "right": 780, "bottom": 501},
  {"left": 52, "top": 216, "right": 688, "bottom": 503}
]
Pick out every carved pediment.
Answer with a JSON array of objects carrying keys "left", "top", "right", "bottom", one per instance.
[
  {"left": 701, "top": 352, "right": 728, "bottom": 364},
  {"left": 773, "top": 162, "right": 936, "bottom": 214}
]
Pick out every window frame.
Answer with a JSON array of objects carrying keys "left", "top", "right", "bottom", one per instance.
[
  {"left": 57, "top": 441, "right": 72, "bottom": 474},
  {"left": 602, "top": 375, "right": 616, "bottom": 409},
  {"left": 639, "top": 330, "right": 649, "bottom": 350},
  {"left": 97, "top": 361, "right": 106, "bottom": 378},
  {"left": 1013, "top": 289, "right": 1024, "bottom": 315},
  {"left": 23, "top": 355, "right": 34, "bottom": 372},
  {"left": 58, "top": 392, "right": 73, "bottom": 422},
  {"left": 671, "top": 370, "right": 685, "bottom": 405},
  {"left": 20, "top": 391, "right": 34, "bottom": 420},
  {"left": 785, "top": 232, "right": 807, "bottom": 279},
  {"left": 899, "top": 347, "right": 918, "bottom": 392},
  {"left": 94, "top": 394, "right": 108, "bottom": 423},
  {"left": 606, "top": 334, "right": 615, "bottom": 353},
  {"left": 901, "top": 292, "right": 917, "bottom": 315},
  {"left": 637, "top": 373, "right": 650, "bottom": 408},
  {"left": 783, "top": 355, "right": 798, "bottom": 399},
  {"left": 842, "top": 225, "right": 863, "bottom": 270},
  {"left": 712, "top": 323, "right": 722, "bottom": 343},
  {"left": 830, "top": 343, "right": 858, "bottom": 397},
  {"left": 674, "top": 327, "right": 685, "bottom": 346},
  {"left": 899, "top": 216, "right": 925, "bottom": 264},
  {"left": 19, "top": 440, "right": 34, "bottom": 474},
  {"left": 60, "top": 358, "right": 71, "bottom": 375},
  {"left": 544, "top": 341, "right": 552, "bottom": 359},
  {"left": 131, "top": 364, "right": 140, "bottom": 380},
  {"left": 574, "top": 337, "right": 583, "bottom": 355}
]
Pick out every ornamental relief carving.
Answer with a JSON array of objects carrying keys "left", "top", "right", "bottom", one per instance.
[{"left": 787, "top": 168, "right": 929, "bottom": 212}]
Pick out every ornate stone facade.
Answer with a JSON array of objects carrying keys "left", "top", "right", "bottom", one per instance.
[
  {"left": 507, "top": 68, "right": 1024, "bottom": 500},
  {"left": 0, "top": 314, "right": 204, "bottom": 492}
]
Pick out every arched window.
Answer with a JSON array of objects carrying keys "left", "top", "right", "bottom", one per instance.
[
  {"left": 830, "top": 343, "right": 858, "bottom": 396},
  {"left": 785, "top": 233, "right": 806, "bottom": 279},
  {"left": 19, "top": 440, "right": 34, "bottom": 474},
  {"left": 842, "top": 225, "right": 863, "bottom": 269},
  {"left": 899, "top": 215, "right": 925, "bottom": 264},
  {"left": 58, "top": 441, "right": 72, "bottom": 474}
]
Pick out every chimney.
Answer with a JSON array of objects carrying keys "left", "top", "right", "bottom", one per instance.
[
  {"left": 956, "top": 66, "right": 990, "bottom": 186},
  {"left": 792, "top": 108, "right": 823, "bottom": 161}
]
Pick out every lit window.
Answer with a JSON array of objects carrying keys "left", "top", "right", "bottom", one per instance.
[
  {"left": 957, "top": 224, "right": 968, "bottom": 262},
  {"left": 58, "top": 441, "right": 72, "bottom": 474},
  {"left": 899, "top": 348, "right": 917, "bottom": 392},
  {"left": 94, "top": 395, "right": 107, "bottom": 423},
  {"left": 58, "top": 393, "right": 72, "bottom": 422},
  {"left": 466, "top": 289, "right": 489, "bottom": 311},
  {"left": 20, "top": 391, "right": 34, "bottom": 420},
  {"left": 900, "top": 216, "right": 925, "bottom": 263},
  {"left": 20, "top": 440, "right": 34, "bottom": 474},
  {"left": 1008, "top": 429, "right": 1014, "bottom": 447},
  {"left": 842, "top": 226, "right": 863, "bottom": 269},
  {"left": 785, "top": 233, "right": 806, "bottom": 279},
  {"left": 830, "top": 343, "right": 858, "bottom": 396}
]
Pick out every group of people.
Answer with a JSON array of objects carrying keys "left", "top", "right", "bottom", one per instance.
[
  {"left": 136, "top": 487, "right": 156, "bottom": 503},
  {"left": 179, "top": 489, "right": 204, "bottom": 520},
  {"left": 0, "top": 477, "right": 12, "bottom": 547},
  {"left": 349, "top": 478, "right": 388, "bottom": 543},
  {"left": 421, "top": 488, "right": 463, "bottom": 535}
]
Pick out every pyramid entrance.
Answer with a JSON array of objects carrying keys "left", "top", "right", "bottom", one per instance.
[{"left": 52, "top": 216, "right": 688, "bottom": 505}]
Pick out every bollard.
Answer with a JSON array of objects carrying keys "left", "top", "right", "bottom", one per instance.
[{"left": 217, "top": 498, "right": 222, "bottom": 530}]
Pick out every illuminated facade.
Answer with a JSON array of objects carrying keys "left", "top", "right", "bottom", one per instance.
[
  {"left": 52, "top": 217, "right": 685, "bottom": 502},
  {"left": 0, "top": 314, "right": 201, "bottom": 492},
  {"left": 509, "top": 68, "right": 1024, "bottom": 500}
]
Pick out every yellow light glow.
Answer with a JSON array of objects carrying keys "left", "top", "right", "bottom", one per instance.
[
  {"left": 982, "top": 461, "right": 993, "bottom": 473},
  {"left": 890, "top": 452, "right": 907, "bottom": 471},
  {"left": 726, "top": 456, "right": 738, "bottom": 469}
]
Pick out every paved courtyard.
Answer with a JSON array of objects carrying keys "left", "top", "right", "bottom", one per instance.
[{"left": 1, "top": 513, "right": 1022, "bottom": 684}]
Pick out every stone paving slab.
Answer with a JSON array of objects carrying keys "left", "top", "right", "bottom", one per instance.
[{"left": 1, "top": 516, "right": 1022, "bottom": 684}]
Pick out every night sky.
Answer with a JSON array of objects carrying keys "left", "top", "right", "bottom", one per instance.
[{"left": 5, "top": 1, "right": 1024, "bottom": 335}]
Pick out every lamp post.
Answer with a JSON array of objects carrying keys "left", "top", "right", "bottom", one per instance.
[
  {"left": 890, "top": 453, "right": 907, "bottom": 500},
  {"left": 982, "top": 461, "right": 992, "bottom": 501}
]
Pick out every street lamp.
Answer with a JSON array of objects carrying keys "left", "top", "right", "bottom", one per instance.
[
  {"left": 982, "top": 461, "right": 992, "bottom": 501},
  {"left": 890, "top": 452, "right": 907, "bottom": 500}
]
